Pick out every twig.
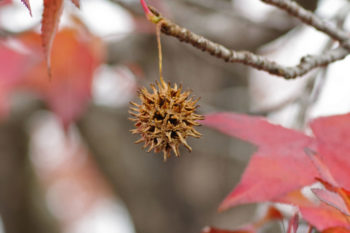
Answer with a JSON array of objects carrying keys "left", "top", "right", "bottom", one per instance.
[
  {"left": 157, "top": 15, "right": 348, "bottom": 79},
  {"left": 139, "top": 0, "right": 350, "bottom": 80},
  {"left": 261, "top": 0, "right": 350, "bottom": 49}
]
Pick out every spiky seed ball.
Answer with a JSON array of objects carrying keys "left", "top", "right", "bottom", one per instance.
[{"left": 129, "top": 79, "right": 204, "bottom": 161}]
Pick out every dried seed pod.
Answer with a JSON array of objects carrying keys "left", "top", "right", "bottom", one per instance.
[{"left": 129, "top": 79, "right": 204, "bottom": 161}]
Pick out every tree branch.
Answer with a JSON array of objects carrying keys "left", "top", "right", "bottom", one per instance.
[
  {"left": 261, "top": 0, "right": 350, "bottom": 49},
  {"left": 156, "top": 14, "right": 348, "bottom": 79}
]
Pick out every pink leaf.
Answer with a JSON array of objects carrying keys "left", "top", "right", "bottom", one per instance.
[
  {"left": 323, "top": 227, "right": 350, "bottom": 233},
  {"left": 300, "top": 204, "right": 350, "bottom": 231},
  {"left": 201, "top": 227, "right": 254, "bottom": 233},
  {"left": 287, "top": 213, "right": 299, "bottom": 233},
  {"left": 312, "top": 188, "right": 350, "bottom": 216},
  {"left": 18, "top": 27, "right": 104, "bottom": 128},
  {"left": 0, "top": 42, "right": 30, "bottom": 117},
  {"left": 311, "top": 114, "right": 350, "bottom": 190},
  {"left": 202, "top": 113, "right": 318, "bottom": 210},
  {"left": 304, "top": 148, "right": 339, "bottom": 187}
]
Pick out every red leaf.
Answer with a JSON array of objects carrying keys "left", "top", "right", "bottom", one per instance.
[
  {"left": 201, "top": 227, "right": 253, "bottom": 233},
  {"left": 21, "top": 0, "right": 32, "bottom": 16},
  {"left": 252, "top": 206, "right": 283, "bottom": 229},
  {"left": 202, "top": 113, "right": 318, "bottom": 210},
  {"left": 304, "top": 148, "right": 339, "bottom": 187},
  {"left": 0, "top": 0, "right": 12, "bottom": 6},
  {"left": 311, "top": 114, "right": 350, "bottom": 190},
  {"left": 0, "top": 40, "right": 39, "bottom": 117},
  {"left": 70, "top": 0, "right": 80, "bottom": 8},
  {"left": 18, "top": 27, "right": 104, "bottom": 127},
  {"left": 278, "top": 190, "right": 314, "bottom": 207},
  {"left": 287, "top": 213, "right": 299, "bottom": 233},
  {"left": 323, "top": 227, "right": 350, "bottom": 233},
  {"left": 279, "top": 188, "right": 350, "bottom": 230},
  {"left": 312, "top": 188, "right": 350, "bottom": 216},
  {"left": 201, "top": 206, "right": 282, "bottom": 233},
  {"left": 41, "top": 0, "right": 64, "bottom": 75},
  {"left": 300, "top": 204, "right": 350, "bottom": 231}
]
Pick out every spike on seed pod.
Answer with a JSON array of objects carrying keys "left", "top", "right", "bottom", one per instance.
[{"left": 129, "top": 79, "right": 204, "bottom": 161}]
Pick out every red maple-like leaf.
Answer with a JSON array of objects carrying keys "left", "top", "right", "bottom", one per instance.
[
  {"left": 202, "top": 112, "right": 350, "bottom": 231},
  {"left": 300, "top": 204, "right": 350, "bottom": 231},
  {"left": 0, "top": 40, "right": 39, "bottom": 116},
  {"left": 17, "top": 27, "right": 104, "bottom": 127},
  {"left": 201, "top": 228, "right": 253, "bottom": 233},
  {"left": 312, "top": 188, "right": 350, "bottom": 216},
  {"left": 202, "top": 113, "right": 318, "bottom": 210},
  {"left": 41, "top": 0, "right": 64, "bottom": 74},
  {"left": 0, "top": 0, "right": 12, "bottom": 7},
  {"left": 323, "top": 227, "right": 350, "bottom": 233},
  {"left": 310, "top": 114, "right": 350, "bottom": 191},
  {"left": 201, "top": 206, "right": 283, "bottom": 233},
  {"left": 287, "top": 213, "right": 299, "bottom": 233}
]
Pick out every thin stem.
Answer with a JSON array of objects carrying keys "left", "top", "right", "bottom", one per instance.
[
  {"left": 140, "top": 0, "right": 151, "bottom": 16},
  {"left": 156, "top": 22, "right": 165, "bottom": 85}
]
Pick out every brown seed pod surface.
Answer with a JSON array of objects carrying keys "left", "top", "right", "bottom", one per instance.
[{"left": 129, "top": 79, "right": 204, "bottom": 161}]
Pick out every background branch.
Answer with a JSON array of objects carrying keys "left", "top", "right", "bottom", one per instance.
[{"left": 261, "top": 0, "right": 350, "bottom": 49}]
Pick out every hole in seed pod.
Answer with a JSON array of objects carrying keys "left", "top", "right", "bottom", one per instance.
[
  {"left": 171, "top": 131, "right": 178, "bottom": 138},
  {"left": 165, "top": 144, "right": 171, "bottom": 151},
  {"left": 148, "top": 126, "right": 155, "bottom": 132},
  {"left": 154, "top": 112, "right": 163, "bottom": 120},
  {"left": 171, "top": 90, "right": 177, "bottom": 97},
  {"left": 184, "top": 120, "right": 192, "bottom": 126},
  {"left": 169, "top": 118, "right": 178, "bottom": 126},
  {"left": 159, "top": 98, "right": 165, "bottom": 107}
]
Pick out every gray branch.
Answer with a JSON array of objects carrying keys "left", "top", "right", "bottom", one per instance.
[
  {"left": 146, "top": 0, "right": 350, "bottom": 80},
  {"left": 261, "top": 0, "right": 350, "bottom": 49},
  {"left": 159, "top": 16, "right": 348, "bottom": 79}
]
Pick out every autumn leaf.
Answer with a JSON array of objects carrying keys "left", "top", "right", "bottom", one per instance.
[
  {"left": 310, "top": 114, "right": 350, "bottom": 191},
  {"left": 0, "top": 0, "right": 12, "bottom": 7},
  {"left": 278, "top": 189, "right": 350, "bottom": 231},
  {"left": 201, "top": 228, "right": 253, "bottom": 233},
  {"left": 17, "top": 26, "right": 104, "bottom": 127},
  {"left": 201, "top": 206, "right": 282, "bottom": 233},
  {"left": 323, "top": 227, "right": 350, "bottom": 233},
  {"left": 202, "top": 113, "right": 318, "bottom": 210},
  {"left": 300, "top": 204, "right": 350, "bottom": 231},
  {"left": 41, "top": 0, "right": 64, "bottom": 74},
  {"left": 312, "top": 188, "right": 350, "bottom": 216},
  {"left": 0, "top": 40, "right": 40, "bottom": 116},
  {"left": 203, "top": 112, "right": 350, "bottom": 230},
  {"left": 304, "top": 149, "right": 350, "bottom": 216},
  {"left": 287, "top": 213, "right": 299, "bottom": 233}
]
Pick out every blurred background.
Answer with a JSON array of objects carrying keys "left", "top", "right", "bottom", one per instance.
[{"left": 1, "top": 0, "right": 350, "bottom": 233}]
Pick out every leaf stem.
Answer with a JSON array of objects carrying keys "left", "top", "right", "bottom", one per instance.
[
  {"left": 139, "top": 0, "right": 162, "bottom": 23},
  {"left": 156, "top": 23, "right": 165, "bottom": 86},
  {"left": 140, "top": 0, "right": 151, "bottom": 16}
]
